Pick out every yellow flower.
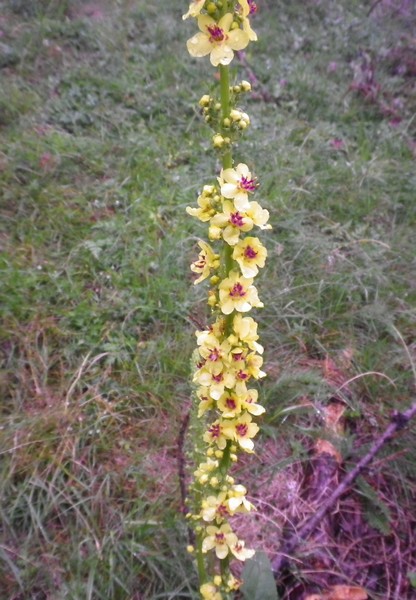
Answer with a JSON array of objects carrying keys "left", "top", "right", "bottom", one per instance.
[
  {"left": 200, "top": 582, "right": 223, "bottom": 600},
  {"left": 246, "top": 200, "right": 272, "bottom": 230},
  {"left": 198, "top": 333, "right": 231, "bottom": 369},
  {"left": 242, "top": 388, "right": 265, "bottom": 416},
  {"left": 187, "top": 14, "right": 249, "bottom": 67},
  {"left": 221, "top": 413, "right": 259, "bottom": 452},
  {"left": 194, "top": 366, "right": 236, "bottom": 400},
  {"left": 230, "top": 539, "right": 255, "bottom": 561},
  {"left": 218, "top": 271, "right": 263, "bottom": 315},
  {"left": 231, "top": 314, "right": 264, "bottom": 354},
  {"left": 210, "top": 200, "right": 254, "bottom": 246},
  {"left": 191, "top": 240, "right": 220, "bottom": 284},
  {"left": 226, "top": 574, "right": 241, "bottom": 591},
  {"left": 217, "top": 391, "right": 243, "bottom": 418},
  {"left": 232, "top": 236, "right": 267, "bottom": 278},
  {"left": 218, "top": 163, "right": 258, "bottom": 211},
  {"left": 245, "top": 352, "right": 266, "bottom": 379},
  {"left": 201, "top": 492, "right": 229, "bottom": 522},
  {"left": 203, "top": 420, "right": 228, "bottom": 449},
  {"left": 237, "top": 0, "right": 258, "bottom": 41},
  {"left": 227, "top": 484, "right": 255, "bottom": 513},
  {"left": 183, "top": 0, "right": 205, "bottom": 20},
  {"left": 186, "top": 185, "right": 217, "bottom": 222},
  {"left": 202, "top": 523, "right": 238, "bottom": 559},
  {"left": 197, "top": 386, "right": 215, "bottom": 417}
]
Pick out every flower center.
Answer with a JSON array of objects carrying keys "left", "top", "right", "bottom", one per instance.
[
  {"left": 215, "top": 532, "right": 226, "bottom": 544},
  {"left": 209, "top": 423, "right": 221, "bottom": 438},
  {"left": 208, "top": 349, "right": 220, "bottom": 361},
  {"left": 239, "top": 176, "right": 257, "bottom": 192},
  {"left": 212, "top": 373, "right": 223, "bottom": 382},
  {"left": 230, "top": 211, "right": 244, "bottom": 227},
  {"left": 207, "top": 25, "right": 226, "bottom": 43},
  {"left": 226, "top": 397, "right": 236, "bottom": 409},
  {"left": 236, "top": 423, "right": 248, "bottom": 437},
  {"left": 244, "top": 245, "right": 257, "bottom": 259},
  {"left": 248, "top": 0, "right": 258, "bottom": 14},
  {"left": 230, "top": 283, "right": 246, "bottom": 298},
  {"left": 217, "top": 504, "right": 228, "bottom": 517},
  {"left": 237, "top": 369, "right": 248, "bottom": 380}
]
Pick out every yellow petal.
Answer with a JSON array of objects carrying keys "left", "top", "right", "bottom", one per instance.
[{"left": 187, "top": 33, "right": 212, "bottom": 58}]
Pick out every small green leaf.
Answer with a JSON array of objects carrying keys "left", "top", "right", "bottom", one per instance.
[
  {"left": 408, "top": 571, "right": 416, "bottom": 588},
  {"left": 241, "top": 551, "right": 279, "bottom": 600}
]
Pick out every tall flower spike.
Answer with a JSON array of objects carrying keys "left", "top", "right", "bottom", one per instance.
[{"left": 184, "top": 2, "right": 268, "bottom": 596}]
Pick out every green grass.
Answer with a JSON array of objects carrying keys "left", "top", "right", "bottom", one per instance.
[{"left": 0, "top": 0, "right": 415, "bottom": 597}]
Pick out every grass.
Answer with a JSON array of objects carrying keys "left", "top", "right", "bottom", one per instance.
[{"left": 0, "top": 0, "right": 415, "bottom": 598}]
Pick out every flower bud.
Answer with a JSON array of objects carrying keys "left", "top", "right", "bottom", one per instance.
[
  {"left": 212, "top": 134, "right": 224, "bottom": 148},
  {"left": 241, "top": 80, "right": 252, "bottom": 92},
  {"left": 214, "top": 575, "right": 222, "bottom": 586},
  {"left": 187, "top": 545, "right": 195, "bottom": 553},
  {"left": 199, "top": 95, "right": 211, "bottom": 107},
  {"left": 208, "top": 292, "right": 217, "bottom": 307},
  {"left": 207, "top": 2, "right": 217, "bottom": 13}
]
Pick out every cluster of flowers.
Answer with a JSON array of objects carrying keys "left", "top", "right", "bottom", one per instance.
[
  {"left": 183, "top": 2, "right": 267, "bottom": 598},
  {"left": 185, "top": 0, "right": 257, "bottom": 66}
]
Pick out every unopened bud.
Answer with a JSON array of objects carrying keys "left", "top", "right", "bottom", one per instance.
[
  {"left": 199, "top": 94, "right": 211, "bottom": 107},
  {"left": 212, "top": 134, "right": 224, "bottom": 148}
]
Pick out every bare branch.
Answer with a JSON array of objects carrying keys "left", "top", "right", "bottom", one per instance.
[{"left": 272, "top": 402, "right": 416, "bottom": 575}]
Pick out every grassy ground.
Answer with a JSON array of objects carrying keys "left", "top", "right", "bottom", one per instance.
[{"left": 0, "top": 0, "right": 415, "bottom": 598}]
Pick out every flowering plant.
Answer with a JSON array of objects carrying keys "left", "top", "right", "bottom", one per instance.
[{"left": 183, "top": 1, "right": 269, "bottom": 597}]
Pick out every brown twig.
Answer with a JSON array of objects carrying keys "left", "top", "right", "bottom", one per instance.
[{"left": 272, "top": 402, "right": 416, "bottom": 575}]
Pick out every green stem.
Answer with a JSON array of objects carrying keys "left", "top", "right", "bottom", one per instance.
[
  {"left": 219, "top": 63, "right": 235, "bottom": 335},
  {"left": 219, "top": 64, "right": 232, "bottom": 170},
  {"left": 196, "top": 530, "right": 207, "bottom": 585}
]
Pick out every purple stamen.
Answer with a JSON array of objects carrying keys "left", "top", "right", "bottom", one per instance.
[
  {"left": 230, "top": 212, "right": 245, "bottom": 227},
  {"left": 239, "top": 176, "right": 257, "bottom": 192},
  {"left": 244, "top": 245, "right": 257, "bottom": 259},
  {"left": 207, "top": 25, "right": 225, "bottom": 42},
  {"left": 230, "top": 283, "right": 246, "bottom": 298}
]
